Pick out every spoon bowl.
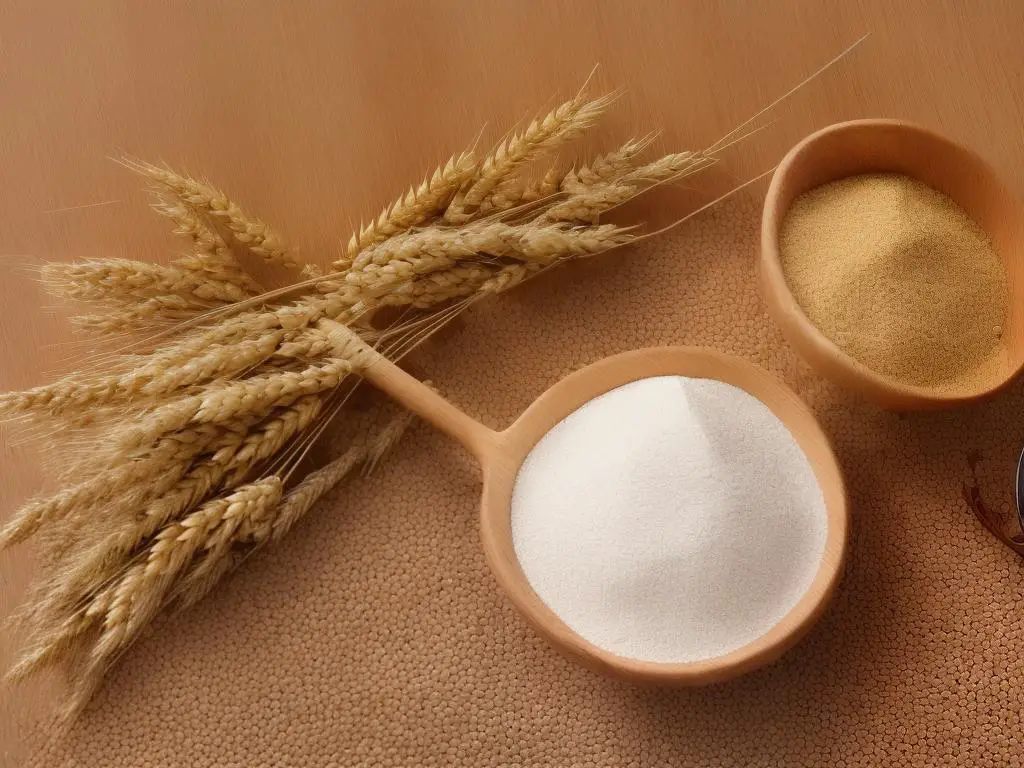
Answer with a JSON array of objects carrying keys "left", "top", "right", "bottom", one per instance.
[{"left": 348, "top": 330, "right": 848, "bottom": 685}]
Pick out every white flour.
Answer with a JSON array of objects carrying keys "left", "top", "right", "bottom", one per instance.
[{"left": 510, "top": 375, "right": 828, "bottom": 663}]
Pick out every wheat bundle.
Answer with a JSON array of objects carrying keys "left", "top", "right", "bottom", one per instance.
[{"left": 0, "top": 58, "right": 841, "bottom": 720}]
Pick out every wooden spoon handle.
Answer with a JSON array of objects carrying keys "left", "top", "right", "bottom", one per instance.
[{"left": 319, "top": 319, "right": 499, "bottom": 464}]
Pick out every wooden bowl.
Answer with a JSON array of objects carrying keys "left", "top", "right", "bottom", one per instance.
[
  {"left": 760, "top": 119, "right": 1024, "bottom": 410},
  {"left": 357, "top": 341, "right": 849, "bottom": 684}
]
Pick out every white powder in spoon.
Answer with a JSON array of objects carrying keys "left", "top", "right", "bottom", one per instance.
[{"left": 510, "top": 375, "right": 828, "bottom": 664}]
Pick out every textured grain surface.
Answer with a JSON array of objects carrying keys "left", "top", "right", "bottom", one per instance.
[{"left": 3, "top": 1, "right": 1024, "bottom": 766}]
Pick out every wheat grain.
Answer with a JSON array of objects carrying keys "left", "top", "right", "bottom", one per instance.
[
  {"left": 113, "top": 343, "right": 364, "bottom": 457},
  {"left": 624, "top": 151, "right": 712, "bottom": 183},
  {"left": 468, "top": 161, "right": 567, "bottom": 217},
  {"left": 271, "top": 449, "right": 363, "bottom": 542},
  {"left": 54, "top": 461, "right": 229, "bottom": 615},
  {"left": 126, "top": 160, "right": 296, "bottom": 269},
  {"left": 344, "top": 151, "right": 476, "bottom": 262},
  {"left": 341, "top": 221, "right": 628, "bottom": 308},
  {"left": 299, "top": 263, "right": 324, "bottom": 279},
  {"left": 3, "top": 421, "right": 231, "bottom": 565},
  {"left": 57, "top": 426, "right": 251, "bottom": 585},
  {"left": 157, "top": 290, "right": 366, "bottom": 363},
  {"left": 110, "top": 478, "right": 282, "bottom": 640},
  {"left": 274, "top": 328, "right": 339, "bottom": 360},
  {"left": 7, "top": 611, "right": 91, "bottom": 681},
  {"left": 364, "top": 410, "right": 414, "bottom": 473},
  {"left": 173, "top": 408, "right": 411, "bottom": 610},
  {"left": 372, "top": 262, "right": 541, "bottom": 309},
  {"left": 192, "top": 357, "right": 357, "bottom": 424},
  {"left": 516, "top": 163, "right": 566, "bottom": 205},
  {"left": 140, "top": 333, "right": 283, "bottom": 396},
  {"left": 146, "top": 300, "right": 329, "bottom": 374},
  {"left": 479, "top": 263, "right": 543, "bottom": 294},
  {"left": 344, "top": 227, "right": 487, "bottom": 292},
  {"left": 344, "top": 220, "right": 630, "bottom": 298},
  {"left": 375, "top": 264, "right": 497, "bottom": 309},
  {"left": 45, "top": 402, "right": 307, "bottom": 622}
]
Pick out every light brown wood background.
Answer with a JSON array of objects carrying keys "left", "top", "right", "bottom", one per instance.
[{"left": 2, "top": 1, "right": 1023, "bottom": 764}]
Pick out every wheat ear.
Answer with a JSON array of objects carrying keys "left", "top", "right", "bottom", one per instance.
[
  {"left": 561, "top": 137, "right": 652, "bottom": 192},
  {"left": 44, "top": 397, "right": 319, "bottom": 624},
  {"left": 541, "top": 183, "right": 637, "bottom": 224},
  {"left": 222, "top": 395, "right": 322, "bottom": 485},
  {"left": 343, "top": 151, "right": 476, "bottom": 262},
  {"left": 46, "top": 419, "right": 258, "bottom": 591},
  {"left": 109, "top": 478, "right": 283, "bottom": 640},
  {"left": 0, "top": 334, "right": 282, "bottom": 419},
  {"left": 344, "top": 220, "right": 632, "bottom": 298},
  {"left": 624, "top": 151, "right": 714, "bottom": 183},
  {"left": 500, "top": 163, "right": 567, "bottom": 209},
  {"left": 270, "top": 410, "right": 413, "bottom": 542},
  {"left": 6, "top": 582, "right": 118, "bottom": 682},
  {"left": 151, "top": 192, "right": 263, "bottom": 295},
  {"left": 124, "top": 160, "right": 296, "bottom": 269},
  {"left": 444, "top": 93, "right": 614, "bottom": 223},
  {"left": 53, "top": 478, "right": 284, "bottom": 719},
  {"left": 70, "top": 296, "right": 211, "bottom": 336},
  {"left": 4, "top": 421, "right": 235, "bottom": 566},
  {"left": 40, "top": 260, "right": 251, "bottom": 305}
]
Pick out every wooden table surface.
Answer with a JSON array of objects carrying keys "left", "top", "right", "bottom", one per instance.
[{"left": 2, "top": 1, "right": 1023, "bottom": 763}]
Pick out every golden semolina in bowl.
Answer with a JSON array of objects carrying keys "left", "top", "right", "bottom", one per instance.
[{"left": 760, "top": 119, "right": 1024, "bottom": 411}]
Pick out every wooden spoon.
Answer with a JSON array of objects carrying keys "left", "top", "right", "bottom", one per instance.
[{"left": 326, "top": 321, "right": 848, "bottom": 684}]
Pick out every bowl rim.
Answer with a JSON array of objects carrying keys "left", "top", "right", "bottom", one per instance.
[{"left": 761, "top": 117, "right": 1024, "bottom": 406}]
